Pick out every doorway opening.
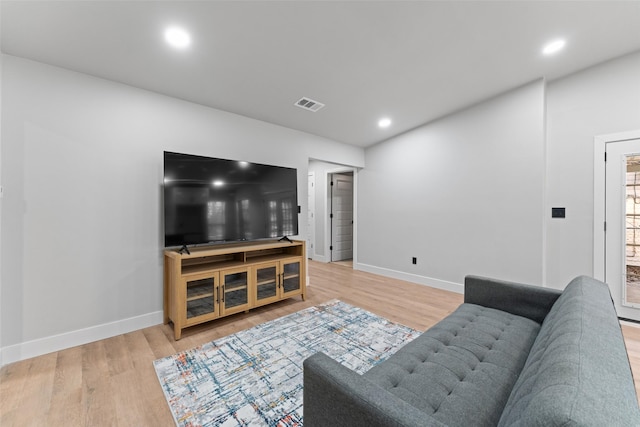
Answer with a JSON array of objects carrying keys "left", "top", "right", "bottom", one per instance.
[
  {"left": 330, "top": 172, "right": 354, "bottom": 267},
  {"left": 307, "top": 159, "right": 358, "bottom": 266},
  {"left": 595, "top": 130, "right": 640, "bottom": 322}
]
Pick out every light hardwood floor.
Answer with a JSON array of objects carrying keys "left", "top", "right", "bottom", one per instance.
[{"left": 1, "top": 261, "right": 640, "bottom": 425}]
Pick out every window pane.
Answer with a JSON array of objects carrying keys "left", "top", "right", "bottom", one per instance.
[{"left": 625, "top": 155, "right": 640, "bottom": 305}]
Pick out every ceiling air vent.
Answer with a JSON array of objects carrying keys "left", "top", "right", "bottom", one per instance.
[{"left": 294, "top": 97, "right": 325, "bottom": 112}]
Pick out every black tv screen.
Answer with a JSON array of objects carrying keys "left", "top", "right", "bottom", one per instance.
[{"left": 163, "top": 151, "right": 298, "bottom": 247}]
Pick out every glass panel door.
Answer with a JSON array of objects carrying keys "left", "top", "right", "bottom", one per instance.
[
  {"left": 185, "top": 275, "right": 217, "bottom": 321},
  {"left": 282, "top": 261, "right": 301, "bottom": 295},
  {"left": 625, "top": 155, "right": 640, "bottom": 306},
  {"left": 221, "top": 269, "right": 250, "bottom": 315},
  {"left": 605, "top": 139, "right": 640, "bottom": 321},
  {"left": 255, "top": 264, "right": 279, "bottom": 305}
]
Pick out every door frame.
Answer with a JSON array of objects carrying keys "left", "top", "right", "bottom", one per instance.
[
  {"left": 307, "top": 172, "right": 316, "bottom": 260},
  {"left": 594, "top": 129, "right": 640, "bottom": 281},
  {"left": 324, "top": 167, "right": 358, "bottom": 267},
  {"left": 329, "top": 171, "right": 354, "bottom": 262}
]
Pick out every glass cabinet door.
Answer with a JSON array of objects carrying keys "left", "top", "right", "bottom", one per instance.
[
  {"left": 185, "top": 274, "right": 218, "bottom": 324},
  {"left": 221, "top": 268, "right": 250, "bottom": 315},
  {"left": 282, "top": 261, "right": 302, "bottom": 296},
  {"left": 255, "top": 264, "right": 280, "bottom": 306}
]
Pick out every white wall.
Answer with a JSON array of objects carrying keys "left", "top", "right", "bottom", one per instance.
[
  {"left": 0, "top": 17, "right": 4, "bottom": 364},
  {"left": 4, "top": 49, "right": 638, "bottom": 364},
  {"left": 308, "top": 160, "right": 332, "bottom": 261},
  {"left": 356, "top": 52, "right": 640, "bottom": 294},
  {"left": 545, "top": 51, "right": 640, "bottom": 289},
  {"left": 0, "top": 55, "right": 364, "bottom": 364},
  {"left": 358, "top": 80, "right": 545, "bottom": 292}
]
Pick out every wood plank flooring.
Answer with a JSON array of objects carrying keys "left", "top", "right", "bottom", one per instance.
[{"left": 1, "top": 261, "right": 639, "bottom": 425}]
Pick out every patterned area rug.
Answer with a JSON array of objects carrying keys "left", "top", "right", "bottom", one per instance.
[{"left": 154, "top": 300, "right": 418, "bottom": 427}]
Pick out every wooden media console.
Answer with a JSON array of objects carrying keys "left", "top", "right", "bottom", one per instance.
[{"left": 163, "top": 239, "right": 306, "bottom": 339}]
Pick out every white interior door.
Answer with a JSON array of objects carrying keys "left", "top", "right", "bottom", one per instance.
[
  {"left": 606, "top": 138, "right": 640, "bottom": 321},
  {"left": 330, "top": 173, "right": 353, "bottom": 262}
]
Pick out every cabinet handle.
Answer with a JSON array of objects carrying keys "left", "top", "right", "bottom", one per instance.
[
  {"left": 215, "top": 286, "right": 219, "bottom": 304},
  {"left": 222, "top": 285, "right": 225, "bottom": 303}
]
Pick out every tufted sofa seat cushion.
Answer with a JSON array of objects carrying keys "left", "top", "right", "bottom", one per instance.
[
  {"left": 497, "top": 276, "right": 640, "bottom": 427},
  {"left": 363, "top": 303, "right": 540, "bottom": 427}
]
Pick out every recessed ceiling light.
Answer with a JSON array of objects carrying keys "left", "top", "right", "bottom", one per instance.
[
  {"left": 542, "top": 39, "right": 566, "bottom": 56},
  {"left": 213, "top": 180, "right": 224, "bottom": 187},
  {"left": 378, "top": 118, "right": 392, "bottom": 128},
  {"left": 165, "top": 27, "right": 191, "bottom": 49}
]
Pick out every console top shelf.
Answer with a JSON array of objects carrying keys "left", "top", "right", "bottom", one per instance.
[{"left": 166, "top": 239, "right": 304, "bottom": 260}]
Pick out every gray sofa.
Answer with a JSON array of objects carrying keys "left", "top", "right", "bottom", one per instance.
[{"left": 303, "top": 275, "right": 640, "bottom": 426}]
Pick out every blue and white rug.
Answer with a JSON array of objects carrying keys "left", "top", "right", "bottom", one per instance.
[{"left": 153, "top": 300, "right": 418, "bottom": 427}]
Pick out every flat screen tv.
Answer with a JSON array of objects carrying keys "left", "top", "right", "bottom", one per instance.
[{"left": 163, "top": 151, "right": 298, "bottom": 248}]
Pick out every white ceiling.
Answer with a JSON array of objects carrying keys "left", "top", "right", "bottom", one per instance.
[{"left": 2, "top": 1, "right": 640, "bottom": 147}]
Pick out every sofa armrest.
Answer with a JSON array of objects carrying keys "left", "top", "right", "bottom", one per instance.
[
  {"left": 464, "top": 275, "right": 562, "bottom": 324},
  {"left": 303, "top": 352, "right": 446, "bottom": 427}
]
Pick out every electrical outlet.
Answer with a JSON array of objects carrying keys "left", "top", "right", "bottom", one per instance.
[{"left": 412, "top": 257, "right": 417, "bottom": 265}]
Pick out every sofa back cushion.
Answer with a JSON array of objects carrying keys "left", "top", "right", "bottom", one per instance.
[{"left": 498, "top": 276, "right": 640, "bottom": 426}]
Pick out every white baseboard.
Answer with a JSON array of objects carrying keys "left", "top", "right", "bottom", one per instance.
[
  {"left": 0, "top": 266, "right": 461, "bottom": 366},
  {"left": 310, "top": 254, "right": 328, "bottom": 263},
  {"left": 0, "top": 310, "right": 164, "bottom": 367},
  {"left": 355, "top": 263, "right": 464, "bottom": 294}
]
